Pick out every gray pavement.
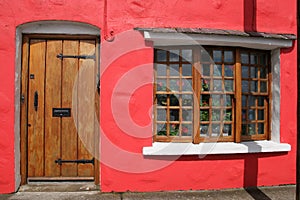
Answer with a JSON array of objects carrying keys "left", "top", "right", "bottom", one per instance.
[{"left": 0, "top": 184, "right": 296, "bottom": 200}]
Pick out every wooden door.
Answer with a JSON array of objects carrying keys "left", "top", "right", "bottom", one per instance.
[{"left": 25, "top": 38, "right": 98, "bottom": 181}]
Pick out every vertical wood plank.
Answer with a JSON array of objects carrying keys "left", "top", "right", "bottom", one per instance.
[
  {"left": 235, "top": 49, "right": 242, "bottom": 143},
  {"left": 94, "top": 38, "right": 100, "bottom": 184},
  {"left": 21, "top": 37, "right": 29, "bottom": 184},
  {"left": 78, "top": 40, "right": 95, "bottom": 177},
  {"left": 44, "top": 40, "right": 62, "bottom": 177},
  {"left": 61, "top": 40, "right": 79, "bottom": 177},
  {"left": 27, "top": 39, "right": 46, "bottom": 177}
]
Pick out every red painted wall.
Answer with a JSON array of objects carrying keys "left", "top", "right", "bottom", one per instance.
[{"left": 0, "top": 0, "right": 297, "bottom": 193}]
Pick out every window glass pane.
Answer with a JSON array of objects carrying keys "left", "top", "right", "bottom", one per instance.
[
  {"left": 169, "top": 94, "right": 179, "bottom": 107},
  {"left": 156, "top": 79, "right": 167, "bottom": 91},
  {"left": 182, "top": 49, "right": 192, "bottom": 62},
  {"left": 212, "top": 124, "right": 220, "bottom": 136},
  {"left": 200, "top": 95, "right": 210, "bottom": 107},
  {"left": 248, "top": 96, "right": 255, "bottom": 107},
  {"left": 242, "top": 110, "right": 247, "bottom": 121},
  {"left": 182, "top": 94, "right": 193, "bottom": 106},
  {"left": 224, "top": 95, "right": 232, "bottom": 106},
  {"left": 182, "top": 109, "right": 193, "bottom": 121},
  {"left": 224, "top": 51, "right": 233, "bottom": 63},
  {"left": 200, "top": 109, "right": 209, "bottom": 121},
  {"left": 241, "top": 53, "right": 249, "bottom": 64},
  {"left": 260, "top": 54, "right": 266, "bottom": 65},
  {"left": 182, "top": 124, "right": 192, "bottom": 136},
  {"left": 182, "top": 79, "right": 192, "bottom": 91},
  {"left": 250, "top": 81, "right": 258, "bottom": 92},
  {"left": 169, "top": 109, "right": 179, "bottom": 121},
  {"left": 169, "top": 79, "right": 179, "bottom": 91},
  {"left": 170, "top": 50, "right": 179, "bottom": 61},
  {"left": 224, "top": 109, "right": 232, "bottom": 121},
  {"left": 156, "top": 94, "right": 167, "bottom": 106},
  {"left": 250, "top": 67, "right": 258, "bottom": 78},
  {"left": 242, "top": 66, "right": 249, "bottom": 78},
  {"left": 248, "top": 124, "right": 256, "bottom": 135},
  {"left": 201, "top": 49, "right": 211, "bottom": 62},
  {"left": 170, "top": 64, "right": 179, "bottom": 76},
  {"left": 261, "top": 81, "right": 267, "bottom": 92},
  {"left": 248, "top": 109, "right": 255, "bottom": 120},
  {"left": 258, "top": 97, "right": 264, "bottom": 106},
  {"left": 200, "top": 124, "right": 209, "bottom": 136},
  {"left": 242, "top": 124, "right": 247, "bottom": 135},
  {"left": 260, "top": 67, "right": 267, "bottom": 78},
  {"left": 213, "top": 79, "right": 222, "bottom": 91},
  {"left": 157, "top": 64, "right": 167, "bottom": 76},
  {"left": 258, "top": 110, "right": 264, "bottom": 120},
  {"left": 157, "top": 109, "right": 167, "bottom": 121},
  {"left": 242, "top": 95, "right": 247, "bottom": 107},
  {"left": 242, "top": 81, "right": 249, "bottom": 92},
  {"left": 202, "top": 64, "right": 210, "bottom": 76},
  {"left": 182, "top": 64, "right": 192, "bottom": 76},
  {"left": 213, "top": 50, "right": 222, "bottom": 62},
  {"left": 250, "top": 54, "right": 258, "bottom": 64},
  {"left": 225, "top": 65, "right": 234, "bottom": 77},
  {"left": 157, "top": 123, "right": 166, "bottom": 135},
  {"left": 223, "top": 124, "right": 232, "bottom": 136},
  {"left": 212, "top": 95, "right": 221, "bottom": 106},
  {"left": 156, "top": 50, "right": 167, "bottom": 61},
  {"left": 225, "top": 80, "right": 233, "bottom": 92},
  {"left": 212, "top": 109, "right": 220, "bottom": 121},
  {"left": 169, "top": 123, "right": 179, "bottom": 136},
  {"left": 213, "top": 65, "right": 222, "bottom": 77},
  {"left": 202, "top": 79, "right": 210, "bottom": 91},
  {"left": 258, "top": 123, "right": 264, "bottom": 134}
]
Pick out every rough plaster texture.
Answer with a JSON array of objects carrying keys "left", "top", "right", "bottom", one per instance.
[{"left": 0, "top": 0, "right": 297, "bottom": 194}]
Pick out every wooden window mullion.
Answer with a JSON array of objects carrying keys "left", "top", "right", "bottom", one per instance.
[
  {"left": 235, "top": 49, "right": 242, "bottom": 143},
  {"left": 193, "top": 47, "right": 201, "bottom": 144},
  {"left": 179, "top": 50, "right": 182, "bottom": 137},
  {"left": 166, "top": 51, "right": 170, "bottom": 137}
]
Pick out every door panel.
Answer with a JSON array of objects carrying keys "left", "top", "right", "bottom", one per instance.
[
  {"left": 45, "top": 40, "right": 62, "bottom": 177},
  {"left": 27, "top": 38, "right": 96, "bottom": 179},
  {"left": 61, "top": 40, "right": 79, "bottom": 177},
  {"left": 27, "top": 39, "right": 46, "bottom": 177},
  {"left": 77, "top": 40, "right": 96, "bottom": 177}
]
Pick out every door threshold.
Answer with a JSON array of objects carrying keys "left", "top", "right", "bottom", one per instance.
[
  {"left": 28, "top": 177, "right": 94, "bottom": 183},
  {"left": 20, "top": 180, "right": 99, "bottom": 192}
]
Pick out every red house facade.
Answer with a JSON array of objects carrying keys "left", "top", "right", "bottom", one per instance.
[{"left": 0, "top": 0, "right": 297, "bottom": 194}]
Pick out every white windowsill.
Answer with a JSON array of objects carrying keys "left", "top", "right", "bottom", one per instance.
[{"left": 143, "top": 141, "right": 291, "bottom": 156}]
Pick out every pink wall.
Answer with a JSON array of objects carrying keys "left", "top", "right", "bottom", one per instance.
[{"left": 0, "top": 0, "right": 297, "bottom": 193}]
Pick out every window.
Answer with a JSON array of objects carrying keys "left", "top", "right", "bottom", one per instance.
[{"left": 154, "top": 46, "right": 271, "bottom": 143}]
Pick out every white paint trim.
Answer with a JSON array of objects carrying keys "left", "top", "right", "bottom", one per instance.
[
  {"left": 271, "top": 49, "right": 281, "bottom": 143},
  {"left": 143, "top": 141, "right": 291, "bottom": 156},
  {"left": 20, "top": 21, "right": 100, "bottom": 35},
  {"left": 144, "top": 31, "right": 293, "bottom": 50},
  {"left": 14, "top": 20, "right": 100, "bottom": 192}
]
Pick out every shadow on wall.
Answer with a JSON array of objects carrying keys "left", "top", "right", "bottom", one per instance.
[
  {"left": 244, "top": 0, "right": 256, "bottom": 32},
  {"left": 243, "top": 1, "right": 271, "bottom": 199},
  {"left": 243, "top": 142, "right": 271, "bottom": 200}
]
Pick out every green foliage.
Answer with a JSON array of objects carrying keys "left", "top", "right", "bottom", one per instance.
[
  {"left": 200, "top": 110, "right": 209, "bottom": 121},
  {"left": 224, "top": 110, "right": 232, "bottom": 121}
]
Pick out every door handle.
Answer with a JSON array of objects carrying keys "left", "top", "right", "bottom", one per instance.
[{"left": 34, "top": 91, "right": 38, "bottom": 111}]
